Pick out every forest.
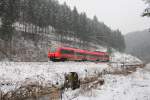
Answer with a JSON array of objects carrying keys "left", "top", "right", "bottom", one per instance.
[{"left": 0, "top": 0, "right": 125, "bottom": 51}]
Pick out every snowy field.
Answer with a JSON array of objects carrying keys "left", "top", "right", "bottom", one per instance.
[
  {"left": 0, "top": 62, "right": 108, "bottom": 93},
  {"left": 0, "top": 52, "right": 142, "bottom": 94},
  {"left": 65, "top": 64, "right": 150, "bottom": 100}
]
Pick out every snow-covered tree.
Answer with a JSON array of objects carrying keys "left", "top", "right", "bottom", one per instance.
[
  {"left": 142, "top": 0, "right": 150, "bottom": 17},
  {"left": 143, "top": 0, "right": 150, "bottom": 4}
]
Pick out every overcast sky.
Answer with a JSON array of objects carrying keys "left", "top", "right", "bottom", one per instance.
[{"left": 58, "top": 0, "right": 150, "bottom": 34}]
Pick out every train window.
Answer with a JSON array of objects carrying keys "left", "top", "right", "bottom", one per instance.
[
  {"left": 105, "top": 55, "right": 109, "bottom": 58},
  {"left": 50, "top": 47, "right": 57, "bottom": 52},
  {"left": 92, "top": 55, "right": 99, "bottom": 58},
  {"left": 75, "top": 52, "right": 86, "bottom": 56},
  {"left": 87, "top": 54, "right": 94, "bottom": 58},
  {"left": 61, "top": 49, "right": 74, "bottom": 54}
]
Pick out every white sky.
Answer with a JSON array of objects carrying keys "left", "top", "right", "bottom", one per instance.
[{"left": 58, "top": 0, "right": 150, "bottom": 34}]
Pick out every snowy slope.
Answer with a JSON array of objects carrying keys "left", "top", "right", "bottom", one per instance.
[
  {"left": 0, "top": 62, "right": 108, "bottom": 93},
  {"left": 111, "top": 52, "right": 142, "bottom": 64},
  {"left": 67, "top": 68, "right": 150, "bottom": 100}
]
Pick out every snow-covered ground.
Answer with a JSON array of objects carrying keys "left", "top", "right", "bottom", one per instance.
[
  {"left": 65, "top": 65, "right": 150, "bottom": 100},
  {"left": 0, "top": 51, "right": 142, "bottom": 92},
  {"left": 0, "top": 62, "right": 108, "bottom": 93},
  {"left": 0, "top": 52, "right": 143, "bottom": 99}
]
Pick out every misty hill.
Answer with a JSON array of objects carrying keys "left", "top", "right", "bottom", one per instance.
[{"left": 125, "top": 29, "right": 150, "bottom": 63}]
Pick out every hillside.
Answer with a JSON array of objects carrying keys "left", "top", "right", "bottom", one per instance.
[
  {"left": 0, "top": 22, "right": 124, "bottom": 61},
  {"left": 125, "top": 29, "right": 150, "bottom": 63},
  {"left": 0, "top": 0, "right": 125, "bottom": 62},
  {"left": 0, "top": 28, "right": 106, "bottom": 61}
]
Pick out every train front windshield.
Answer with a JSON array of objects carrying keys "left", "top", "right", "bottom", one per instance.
[{"left": 50, "top": 47, "right": 57, "bottom": 53}]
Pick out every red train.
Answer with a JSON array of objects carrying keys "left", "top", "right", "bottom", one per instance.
[{"left": 48, "top": 47, "right": 109, "bottom": 62}]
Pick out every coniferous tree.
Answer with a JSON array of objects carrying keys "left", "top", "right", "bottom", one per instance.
[
  {"left": 0, "top": 0, "right": 20, "bottom": 60},
  {"left": 0, "top": 0, "right": 20, "bottom": 41},
  {"left": 0, "top": 0, "right": 4, "bottom": 17}
]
